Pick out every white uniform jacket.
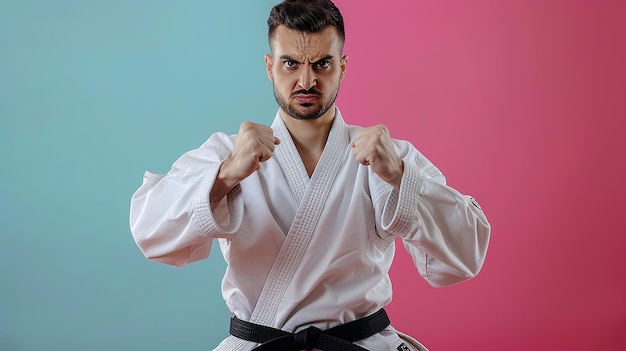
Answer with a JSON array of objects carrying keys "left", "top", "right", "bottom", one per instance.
[{"left": 129, "top": 109, "right": 491, "bottom": 351}]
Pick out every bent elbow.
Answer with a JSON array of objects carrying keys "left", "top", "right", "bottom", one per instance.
[
  {"left": 426, "top": 264, "right": 482, "bottom": 288},
  {"left": 131, "top": 224, "right": 212, "bottom": 268}
]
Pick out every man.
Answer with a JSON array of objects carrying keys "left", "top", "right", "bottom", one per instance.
[{"left": 129, "top": 0, "right": 491, "bottom": 350}]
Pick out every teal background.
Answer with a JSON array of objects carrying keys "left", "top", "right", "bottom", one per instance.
[{"left": 1, "top": 1, "right": 279, "bottom": 350}]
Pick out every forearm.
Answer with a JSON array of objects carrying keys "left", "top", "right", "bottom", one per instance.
[
  {"left": 406, "top": 182, "right": 491, "bottom": 286},
  {"left": 379, "top": 161, "right": 491, "bottom": 286},
  {"left": 130, "top": 154, "right": 243, "bottom": 267},
  {"left": 129, "top": 168, "right": 213, "bottom": 266}
]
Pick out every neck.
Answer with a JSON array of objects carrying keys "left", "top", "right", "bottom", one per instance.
[
  {"left": 280, "top": 106, "right": 336, "bottom": 177},
  {"left": 280, "top": 106, "right": 336, "bottom": 154}
]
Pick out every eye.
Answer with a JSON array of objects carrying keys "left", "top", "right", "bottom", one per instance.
[
  {"left": 283, "top": 60, "right": 298, "bottom": 70},
  {"left": 315, "top": 60, "right": 331, "bottom": 69}
]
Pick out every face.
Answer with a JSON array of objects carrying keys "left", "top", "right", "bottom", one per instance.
[{"left": 265, "top": 25, "right": 347, "bottom": 121}]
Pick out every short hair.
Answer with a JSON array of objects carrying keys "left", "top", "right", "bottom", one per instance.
[{"left": 267, "top": 0, "right": 345, "bottom": 49}]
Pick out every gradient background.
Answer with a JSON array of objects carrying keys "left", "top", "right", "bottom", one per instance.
[{"left": 1, "top": 1, "right": 624, "bottom": 350}]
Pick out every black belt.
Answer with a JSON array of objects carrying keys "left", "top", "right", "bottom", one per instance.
[{"left": 229, "top": 309, "right": 390, "bottom": 351}]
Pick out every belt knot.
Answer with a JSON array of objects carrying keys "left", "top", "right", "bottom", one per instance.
[{"left": 294, "top": 325, "right": 321, "bottom": 351}]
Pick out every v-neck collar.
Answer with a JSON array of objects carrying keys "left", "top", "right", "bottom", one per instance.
[{"left": 271, "top": 108, "right": 350, "bottom": 206}]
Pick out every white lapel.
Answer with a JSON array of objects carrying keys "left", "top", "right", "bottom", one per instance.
[
  {"left": 271, "top": 111, "right": 310, "bottom": 206},
  {"left": 250, "top": 108, "right": 350, "bottom": 326}
]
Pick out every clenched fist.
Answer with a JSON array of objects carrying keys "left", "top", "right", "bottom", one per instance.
[
  {"left": 211, "top": 122, "right": 280, "bottom": 207},
  {"left": 228, "top": 121, "right": 280, "bottom": 180},
  {"left": 352, "top": 124, "right": 404, "bottom": 189}
]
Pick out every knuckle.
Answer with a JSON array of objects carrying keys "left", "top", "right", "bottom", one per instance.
[
  {"left": 240, "top": 121, "right": 254, "bottom": 130},
  {"left": 375, "top": 124, "right": 389, "bottom": 136}
]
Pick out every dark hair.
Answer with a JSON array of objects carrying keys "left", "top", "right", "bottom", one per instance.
[{"left": 268, "top": 0, "right": 345, "bottom": 47}]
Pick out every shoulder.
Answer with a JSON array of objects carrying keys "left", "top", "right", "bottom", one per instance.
[
  {"left": 199, "top": 131, "right": 236, "bottom": 149},
  {"left": 175, "top": 131, "right": 236, "bottom": 165}
]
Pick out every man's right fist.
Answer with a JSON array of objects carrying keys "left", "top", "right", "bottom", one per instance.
[{"left": 226, "top": 121, "right": 281, "bottom": 181}]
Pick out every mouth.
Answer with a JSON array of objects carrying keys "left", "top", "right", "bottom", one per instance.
[{"left": 293, "top": 94, "right": 319, "bottom": 104}]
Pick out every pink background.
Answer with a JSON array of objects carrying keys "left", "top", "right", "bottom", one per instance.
[{"left": 335, "top": 0, "right": 626, "bottom": 350}]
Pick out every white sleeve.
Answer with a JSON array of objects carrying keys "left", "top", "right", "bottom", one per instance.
[
  {"left": 129, "top": 132, "right": 244, "bottom": 267},
  {"left": 376, "top": 141, "right": 491, "bottom": 287}
]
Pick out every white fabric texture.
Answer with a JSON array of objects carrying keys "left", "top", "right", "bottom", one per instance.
[{"left": 129, "top": 108, "right": 491, "bottom": 351}]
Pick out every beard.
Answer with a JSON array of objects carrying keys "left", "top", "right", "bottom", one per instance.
[{"left": 273, "top": 85, "right": 339, "bottom": 121}]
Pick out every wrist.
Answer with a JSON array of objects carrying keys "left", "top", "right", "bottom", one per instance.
[
  {"left": 210, "top": 159, "right": 242, "bottom": 208},
  {"left": 390, "top": 160, "right": 404, "bottom": 190}
]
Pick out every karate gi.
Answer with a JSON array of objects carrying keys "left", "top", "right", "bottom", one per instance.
[{"left": 130, "top": 108, "right": 491, "bottom": 351}]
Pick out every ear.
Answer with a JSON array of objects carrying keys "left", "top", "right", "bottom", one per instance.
[
  {"left": 339, "top": 54, "right": 348, "bottom": 81},
  {"left": 264, "top": 54, "right": 274, "bottom": 81}
]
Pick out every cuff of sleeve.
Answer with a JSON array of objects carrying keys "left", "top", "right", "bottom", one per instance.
[
  {"left": 193, "top": 165, "right": 243, "bottom": 238},
  {"left": 380, "top": 162, "right": 423, "bottom": 236}
]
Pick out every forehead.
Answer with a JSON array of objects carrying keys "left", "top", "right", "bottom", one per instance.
[{"left": 270, "top": 25, "right": 343, "bottom": 59}]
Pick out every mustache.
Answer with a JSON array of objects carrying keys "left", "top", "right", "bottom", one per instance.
[{"left": 291, "top": 89, "right": 321, "bottom": 97}]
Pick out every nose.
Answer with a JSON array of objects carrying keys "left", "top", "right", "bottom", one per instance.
[{"left": 297, "top": 65, "right": 317, "bottom": 90}]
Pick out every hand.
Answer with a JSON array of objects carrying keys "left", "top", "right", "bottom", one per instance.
[
  {"left": 211, "top": 122, "right": 280, "bottom": 207},
  {"left": 224, "top": 121, "right": 280, "bottom": 181},
  {"left": 352, "top": 125, "right": 404, "bottom": 189}
]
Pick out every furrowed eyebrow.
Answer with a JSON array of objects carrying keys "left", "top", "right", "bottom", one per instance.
[
  {"left": 279, "top": 55, "right": 300, "bottom": 63},
  {"left": 278, "top": 55, "right": 334, "bottom": 64},
  {"left": 312, "top": 55, "right": 334, "bottom": 64}
]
